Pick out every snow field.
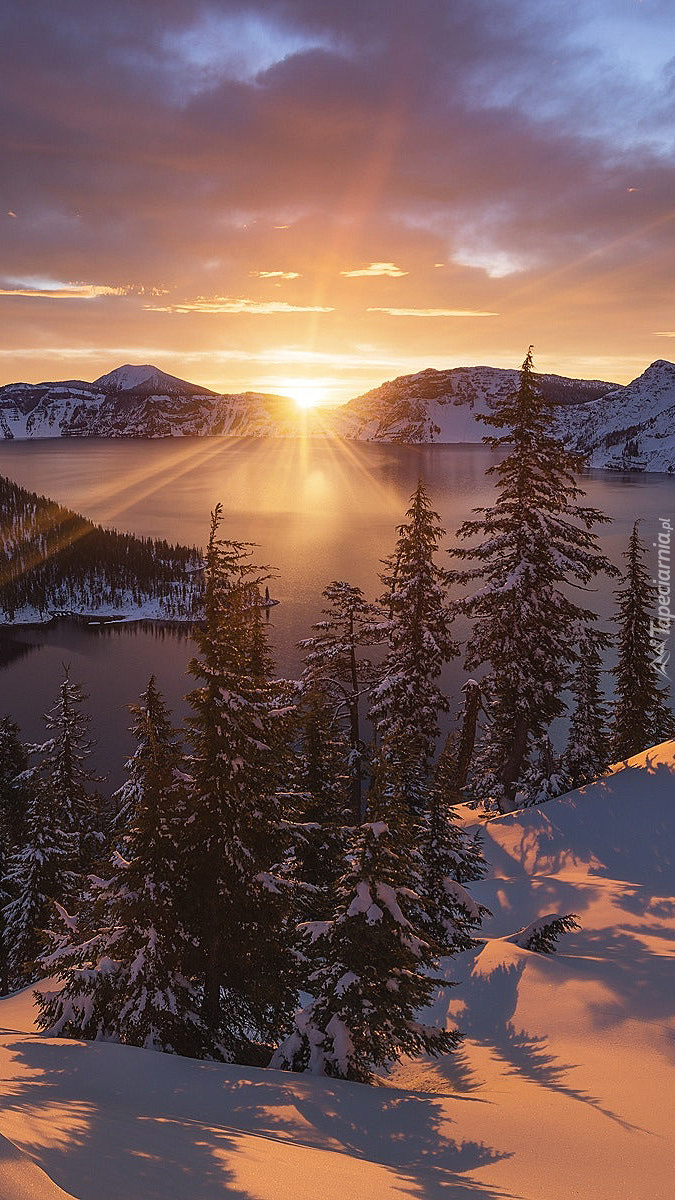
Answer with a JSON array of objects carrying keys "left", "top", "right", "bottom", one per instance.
[{"left": 1, "top": 740, "right": 674, "bottom": 1199}]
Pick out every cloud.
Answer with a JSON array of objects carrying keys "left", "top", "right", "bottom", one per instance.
[
  {"left": 1, "top": 1, "right": 675, "bottom": 389},
  {"left": 145, "top": 297, "right": 333, "bottom": 314},
  {"left": 341, "top": 262, "right": 408, "bottom": 278},
  {"left": 367, "top": 307, "right": 498, "bottom": 318},
  {"left": 0, "top": 279, "right": 127, "bottom": 300},
  {"left": 251, "top": 270, "right": 301, "bottom": 280}
]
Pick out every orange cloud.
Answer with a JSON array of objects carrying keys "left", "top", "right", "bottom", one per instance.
[
  {"left": 145, "top": 297, "right": 333, "bottom": 314},
  {"left": 0, "top": 282, "right": 127, "bottom": 300},
  {"left": 368, "top": 307, "right": 498, "bottom": 318},
  {"left": 341, "top": 262, "right": 408, "bottom": 278}
]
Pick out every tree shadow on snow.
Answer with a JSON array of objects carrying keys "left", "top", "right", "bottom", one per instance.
[
  {"left": 0, "top": 1035, "right": 258, "bottom": 1200},
  {"left": 442, "top": 960, "right": 644, "bottom": 1133},
  {"left": 0, "top": 1031, "right": 516, "bottom": 1200},
  {"left": 286, "top": 1084, "right": 514, "bottom": 1200}
]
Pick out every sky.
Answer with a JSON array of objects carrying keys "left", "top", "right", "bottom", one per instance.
[{"left": 1, "top": 0, "right": 674, "bottom": 403}]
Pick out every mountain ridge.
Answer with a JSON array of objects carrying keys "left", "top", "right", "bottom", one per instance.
[{"left": 2, "top": 358, "right": 675, "bottom": 471}]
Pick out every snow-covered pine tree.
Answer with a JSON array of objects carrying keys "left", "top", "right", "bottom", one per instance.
[
  {"left": 612, "top": 522, "right": 675, "bottom": 759},
  {"left": 288, "top": 681, "right": 353, "bottom": 921},
  {"left": 565, "top": 628, "right": 612, "bottom": 788},
  {"left": 0, "top": 716, "right": 28, "bottom": 992},
  {"left": 300, "top": 582, "right": 380, "bottom": 822},
  {"left": 511, "top": 913, "right": 580, "bottom": 954},
  {"left": 182, "top": 506, "right": 298, "bottom": 1061},
  {"left": 517, "top": 734, "right": 567, "bottom": 807},
  {"left": 30, "top": 666, "right": 105, "bottom": 884},
  {"left": 418, "top": 766, "right": 489, "bottom": 955},
  {"left": 272, "top": 787, "right": 459, "bottom": 1083},
  {"left": 448, "top": 348, "right": 617, "bottom": 812},
  {"left": 0, "top": 716, "right": 27, "bottom": 848},
  {"left": 3, "top": 776, "right": 75, "bottom": 988},
  {"left": 369, "top": 481, "right": 458, "bottom": 814},
  {"left": 36, "top": 677, "right": 209, "bottom": 1057}
]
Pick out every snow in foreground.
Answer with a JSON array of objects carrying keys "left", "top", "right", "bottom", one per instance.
[{"left": 1, "top": 741, "right": 675, "bottom": 1199}]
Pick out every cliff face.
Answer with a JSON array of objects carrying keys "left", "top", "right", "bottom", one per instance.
[
  {"left": 332, "top": 366, "right": 616, "bottom": 443},
  {"left": 555, "top": 359, "right": 675, "bottom": 471}
]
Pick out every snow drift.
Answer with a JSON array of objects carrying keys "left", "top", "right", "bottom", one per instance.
[{"left": 1, "top": 740, "right": 674, "bottom": 1199}]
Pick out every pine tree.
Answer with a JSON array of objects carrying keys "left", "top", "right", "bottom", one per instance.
[
  {"left": 418, "top": 767, "right": 489, "bottom": 955},
  {"left": 30, "top": 666, "right": 105, "bottom": 883},
  {"left": 36, "top": 678, "right": 208, "bottom": 1056},
  {"left": 182, "top": 506, "right": 298, "bottom": 1060},
  {"left": 449, "top": 348, "right": 617, "bottom": 811},
  {"left": 369, "top": 481, "right": 458, "bottom": 814},
  {"left": 0, "top": 716, "right": 28, "bottom": 992},
  {"left": 612, "top": 522, "right": 675, "bottom": 759},
  {"left": 565, "top": 628, "right": 612, "bottom": 787},
  {"left": 518, "top": 734, "right": 567, "bottom": 807},
  {"left": 288, "top": 682, "right": 353, "bottom": 920},
  {"left": 272, "top": 795, "right": 459, "bottom": 1083},
  {"left": 3, "top": 777, "right": 75, "bottom": 988},
  {"left": 300, "top": 581, "right": 380, "bottom": 822}
]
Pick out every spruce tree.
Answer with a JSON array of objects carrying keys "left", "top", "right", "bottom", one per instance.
[
  {"left": 449, "top": 348, "right": 616, "bottom": 811},
  {"left": 612, "top": 522, "right": 675, "bottom": 759},
  {"left": 565, "top": 628, "right": 612, "bottom": 787},
  {"left": 418, "top": 768, "right": 488, "bottom": 955},
  {"left": 272, "top": 793, "right": 459, "bottom": 1083},
  {"left": 0, "top": 716, "right": 28, "bottom": 993},
  {"left": 182, "top": 506, "right": 298, "bottom": 1060},
  {"left": 369, "top": 481, "right": 458, "bottom": 813},
  {"left": 300, "top": 581, "right": 380, "bottom": 822},
  {"left": 288, "top": 682, "right": 353, "bottom": 921},
  {"left": 36, "top": 678, "right": 208, "bottom": 1056},
  {"left": 3, "top": 777, "right": 75, "bottom": 988},
  {"left": 30, "top": 666, "right": 105, "bottom": 883}
]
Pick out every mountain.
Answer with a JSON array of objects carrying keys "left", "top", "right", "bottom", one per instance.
[
  {"left": 0, "top": 363, "right": 302, "bottom": 440},
  {"left": 0, "top": 361, "right": 620, "bottom": 443},
  {"left": 556, "top": 358, "right": 675, "bottom": 472},
  {"left": 92, "top": 364, "right": 216, "bottom": 398},
  {"left": 333, "top": 365, "right": 616, "bottom": 443},
  {"left": 1, "top": 738, "right": 674, "bottom": 1198},
  {"left": 9, "top": 358, "right": 675, "bottom": 465}
]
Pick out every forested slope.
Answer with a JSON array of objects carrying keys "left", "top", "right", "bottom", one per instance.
[{"left": 0, "top": 476, "right": 203, "bottom": 623}]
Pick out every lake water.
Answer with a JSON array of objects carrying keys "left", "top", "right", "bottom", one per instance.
[{"left": 1, "top": 437, "right": 674, "bottom": 785}]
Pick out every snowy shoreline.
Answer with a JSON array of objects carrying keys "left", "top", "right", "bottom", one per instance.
[{"left": 0, "top": 606, "right": 200, "bottom": 629}]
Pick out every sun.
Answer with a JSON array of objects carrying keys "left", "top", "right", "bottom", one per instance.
[
  {"left": 280, "top": 381, "right": 327, "bottom": 410},
  {"left": 295, "top": 392, "right": 319, "bottom": 410}
]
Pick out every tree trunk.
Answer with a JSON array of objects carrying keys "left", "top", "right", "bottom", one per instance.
[
  {"left": 455, "top": 680, "right": 482, "bottom": 792},
  {"left": 499, "top": 714, "right": 529, "bottom": 811},
  {"left": 201, "top": 913, "right": 223, "bottom": 1032},
  {"left": 348, "top": 611, "right": 363, "bottom": 823}
]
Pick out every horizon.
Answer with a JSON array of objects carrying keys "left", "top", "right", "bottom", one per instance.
[
  {"left": 2, "top": 2, "right": 674, "bottom": 402},
  {"left": 3, "top": 352, "right": 673, "bottom": 408}
]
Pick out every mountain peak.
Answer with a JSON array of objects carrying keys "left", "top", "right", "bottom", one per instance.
[{"left": 93, "top": 364, "right": 214, "bottom": 396}]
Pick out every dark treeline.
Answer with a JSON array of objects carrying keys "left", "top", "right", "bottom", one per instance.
[
  {"left": 0, "top": 350, "right": 672, "bottom": 1083},
  {"left": 0, "top": 475, "right": 204, "bottom": 620}
]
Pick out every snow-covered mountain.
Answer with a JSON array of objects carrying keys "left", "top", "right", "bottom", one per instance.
[
  {"left": 92, "top": 364, "right": 215, "bottom": 397},
  {"left": 556, "top": 358, "right": 675, "bottom": 472},
  {"left": 0, "top": 364, "right": 300, "bottom": 439},
  {"left": 0, "top": 361, "right": 619, "bottom": 443},
  {"left": 333, "top": 365, "right": 616, "bottom": 442},
  {"left": 8, "top": 359, "right": 675, "bottom": 467}
]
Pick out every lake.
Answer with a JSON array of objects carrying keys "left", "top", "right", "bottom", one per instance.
[{"left": 1, "top": 437, "right": 674, "bottom": 785}]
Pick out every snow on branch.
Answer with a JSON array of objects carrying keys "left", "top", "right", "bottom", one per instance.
[{"left": 508, "top": 913, "right": 580, "bottom": 954}]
